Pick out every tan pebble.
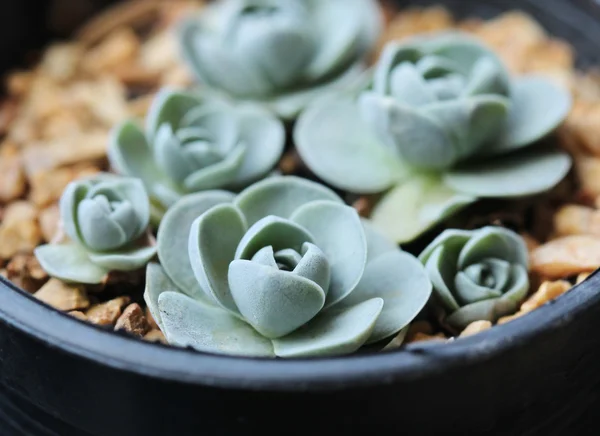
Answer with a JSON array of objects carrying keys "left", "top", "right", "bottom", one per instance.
[
  {"left": 161, "top": 65, "right": 194, "bottom": 87},
  {"left": 139, "top": 30, "right": 179, "bottom": 73},
  {"left": 81, "top": 28, "right": 140, "bottom": 74},
  {"left": 145, "top": 306, "right": 159, "bottom": 330},
  {"left": 86, "top": 296, "right": 131, "bottom": 326},
  {"left": 29, "top": 165, "right": 100, "bottom": 208},
  {"left": 459, "top": 321, "right": 493, "bottom": 338},
  {"left": 0, "top": 201, "right": 42, "bottom": 259},
  {"left": 520, "top": 280, "right": 572, "bottom": 313},
  {"left": 576, "top": 272, "right": 592, "bottom": 284},
  {"left": 6, "top": 71, "right": 34, "bottom": 97},
  {"left": 497, "top": 313, "right": 524, "bottom": 325},
  {"left": 39, "top": 43, "right": 83, "bottom": 82},
  {"left": 115, "top": 303, "right": 150, "bottom": 337},
  {"left": 0, "top": 142, "right": 26, "bottom": 202},
  {"left": 278, "top": 150, "right": 301, "bottom": 175},
  {"left": 408, "top": 332, "right": 447, "bottom": 344},
  {"left": 69, "top": 311, "right": 88, "bottom": 321},
  {"left": 520, "top": 232, "right": 541, "bottom": 253},
  {"left": 34, "top": 278, "right": 90, "bottom": 311},
  {"left": 405, "top": 321, "right": 434, "bottom": 343},
  {"left": 144, "top": 329, "right": 167, "bottom": 344},
  {"left": 554, "top": 205, "right": 600, "bottom": 237},
  {"left": 352, "top": 197, "right": 375, "bottom": 218},
  {"left": 39, "top": 204, "right": 61, "bottom": 243},
  {"left": 530, "top": 236, "right": 600, "bottom": 279},
  {"left": 575, "top": 156, "right": 600, "bottom": 198},
  {"left": 22, "top": 133, "right": 107, "bottom": 176}
]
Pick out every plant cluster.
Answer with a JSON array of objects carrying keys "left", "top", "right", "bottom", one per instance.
[{"left": 35, "top": 0, "right": 572, "bottom": 358}]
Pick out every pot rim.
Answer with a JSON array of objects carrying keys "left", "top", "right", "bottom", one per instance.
[{"left": 1, "top": 271, "right": 598, "bottom": 391}]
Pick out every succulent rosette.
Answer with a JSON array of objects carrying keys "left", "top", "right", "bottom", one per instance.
[
  {"left": 295, "top": 32, "right": 573, "bottom": 243},
  {"left": 109, "top": 88, "right": 285, "bottom": 219},
  {"left": 35, "top": 174, "right": 156, "bottom": 284},
  {"left": 419, "top": 226, "right": 529, "bottom": 329},
  {"left": 177, "top": 0, "right": 382, "bottom": 119},
  {"left": 145, "top": 176, "right": 432, "bottom": 357}
]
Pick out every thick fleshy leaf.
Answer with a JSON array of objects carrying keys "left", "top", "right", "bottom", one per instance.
[
  {"left": 272, "top": 298, "right": 383, "bottom": 358},
  {"left": 230, "top": 105, "right": 285, "bottom": 186},
  {"left": 464, "top": 258, "right": 511, "bottom": 292},
  {"left": 157, "top": 191, "right": 235, "bottom": 303},
  {"left": 77, "top": 198, "right": 127, "bottom": 251},
  {"left": 294, "top": 97, "right": 405, "bottom": 194},
  {"left": 86, "top": 177, "right": 150, "bottom": 241},
  {"left": 500, "top": 264, "right": 530, "bottom": 304},
  {"left": 234, "top": 216, "right": 314, "bottom": 261},
  {"left": 457, "top": 226, "right": 528, "bottom": 269},
  {"left": 371, "top": 175, "right": 477, "bottom": 244},
  {"left": 444, "top": 149, "right": 572, "bottom": 198},
  {"left": 491, "top": 76, "right": 572, "bottom": 153},
  {"left": 423, "top": 95, "right": 509, "bottom": 161},
  {"left": 34, "top": 244, "right": 108, "bottom": 284},
  {"left": 454, "top": 272, "right": 502, "bottom": 305},
  {"left": 144, "top": 262, "right": 183, "bottom": 331},
  {"left": 59, "top": 181, "right": 90, "bottom": 246},
  {"left": 235, "top": 176, "right": 342, "bottom": 227},
  {"left": 159, "top": 292, "right": 274, "bottom": 357},
  {"left": 179, "top": 22, "right": 272, "bottom": 97},
  {"left": 88, "top": 245, "right": 157, "bottom": 271},
  {"left": 108, "top": 121, "right": 166, "bottom": 189},
  {"left": 261, "top": 64, "right": 370, "bottom": 119},
  {"left": 293, "top": 243, "right": 331, "bottom": 294},
  {"left": 153, "top": 124, "right": 197, "bottom": 183},
  {"left": 291, "top": 201, "right": 367, "bottom": 308},
  {"left": 419, "top": 228, "right": 473, "bottom": 265},
  {"left": 372, "top": 42, "right": 422, "bottom": 95},
  {"left": 361, "top": 218, "right": 398, "bottom": 263},
  {"left": 382, "top": 325, "right": 410, "bottom": 350},
  {"left": 228, "top": 260, "right": 326, "bottom": 339},
  {"left": 183, "top": 143, "right": 246, "bottom": 191},
  {"left": 305, "top": 0, "right": 381, "bottom": 80},
  {"left": 232, "top": 6, "right": 313, "bottom": 89},
  {"left": 189, "top": 204, "right": 247, "bottom": 313},
  {"left": 423, "top": 245, "right": 460, "bottom": 312},
  {"left": 340, "top": 251, "right": 432, "bottom": 343},
  {"left": 273, "top": 248, "right": 301, "bottom": 269},
  {"left": 388, "top": 62, "right": 435, "bottom": 106},
  {"left": 145, "top": 88, "right": 202, "bottom": 139},
  {"left": 446, "top": 298, "right": 517, "bottom": 329},
  {"left": 362, "top": 93, "right": 459, "bottom": 170}
]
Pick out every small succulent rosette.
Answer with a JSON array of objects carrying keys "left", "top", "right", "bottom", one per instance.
[
  {"left": 177, "top": 0, "right": 382, "bottom": 119},
  {"left": 34, "top": 174, "right": 157, "bottom": 284},
  {"left": 295, "top": 32, "right": 573, "bottom": 243},
  {"left": 419, "top": 226, "right": 529, "bottom": 330},
  {"left": 145, "top": 176, "right": 432, "bottom": 358},
  {"left": 109, "top": 88, "right": 285, "bottom": 220}
]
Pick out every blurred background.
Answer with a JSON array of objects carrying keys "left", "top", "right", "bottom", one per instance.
[{"left": 0, "top": 0, "right": 118, "bottom": 74}]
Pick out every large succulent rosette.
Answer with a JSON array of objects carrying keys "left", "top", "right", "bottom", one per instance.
[
  {"left": 177, "top": 0, "right": 382, "bottom": 118},
  {"left": 35, "top": 174, "right": 156, "bottom": 284},
  {"left": 295, "top": 32, "right": 572, "bottom": 243},
  {"left": 419, "top": 226, "right": 530, "bottom": 329},
  {"left": 145, "top": 177, "right": 432, "bottom": 358},
  {"left": 109, "top": 88, "right": 285, "bottom": 219}
]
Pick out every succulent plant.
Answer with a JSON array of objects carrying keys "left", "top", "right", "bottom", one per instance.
[
  {"left": 177, "top": 0, "right": 382, "bottom": 119},
  {"left": 109, "top": 88, "right": 285, "bottom": 220},
  {"left": 145, "top": 176, "right": 432, "bottom": 357},
  {"left": 295, "top": 32, "right": 573, "bottom": 243},
  {"left": 34, "top": 174, "right": 156, "bottom": 284},
  {"left": 419, "top": 226, "right": 529, "bottom": 329}
]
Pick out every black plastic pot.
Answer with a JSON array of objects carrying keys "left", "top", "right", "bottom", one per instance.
[{"left": 2, "top": 0, "right": 600, "bottom": 435}]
